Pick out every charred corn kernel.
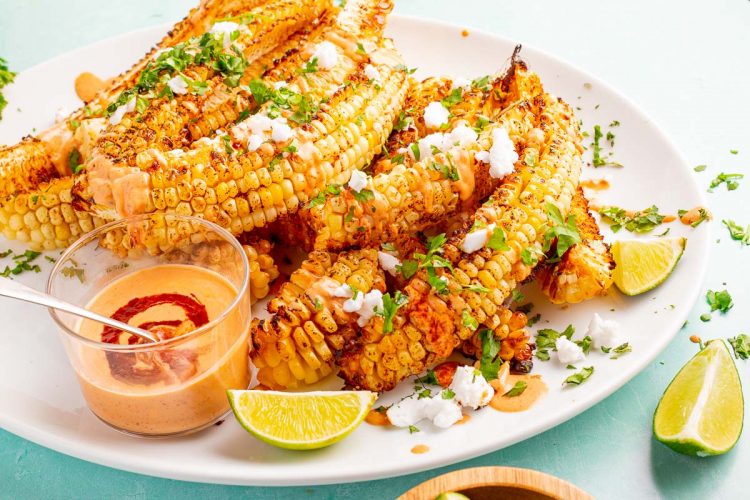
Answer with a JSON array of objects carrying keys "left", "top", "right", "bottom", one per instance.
[
  {"left": 337, "top": 91, "right": 583, "bottom": 392},
  {"left": 0, "top": 177, "right": 104, "bottom": 251},
  {"left": 537, "top": 187, "right": 615, "bottom": 304},
  {"left": 242, "top": 238, "right": 280, "bottom": 304},
  {"left": 251, "top": 248, "right": 386, "bottom": 389},
  {"left": 0, "top": 139, "right": 58, "bottom": 199}
]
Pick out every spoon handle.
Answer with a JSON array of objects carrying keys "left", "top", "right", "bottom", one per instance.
[{"left": 0, "top": 279, "right": 157, "bottom": 343}]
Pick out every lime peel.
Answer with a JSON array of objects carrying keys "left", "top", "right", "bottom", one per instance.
[{"left": 612, "top": 237, "right": 686, "bottom": 295}]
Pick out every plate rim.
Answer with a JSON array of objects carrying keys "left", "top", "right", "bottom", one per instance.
[{"left": 0, "top": 15, "right": 710, "bottom": 486}]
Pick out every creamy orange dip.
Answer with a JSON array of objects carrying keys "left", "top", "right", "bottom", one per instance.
[
  {"left": 490, "top": 374, "right": 547, "bottom": 413},
  {"left": 74, "top": 264, "right": 249, "bottom": 435}
]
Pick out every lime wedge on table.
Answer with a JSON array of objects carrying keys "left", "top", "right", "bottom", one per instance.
[
  {"left": 653, "top": 340, "right": 743, "bottom": 456},
  {"left": 611, "top": 237, "right": 686, "bottom": 295},
  {"left": 227, "top": 390, "right": 376, "bottom": 450}
]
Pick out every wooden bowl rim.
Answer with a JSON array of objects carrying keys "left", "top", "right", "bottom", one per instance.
[{"left": 398, "top": 466, "right": 593, "bottom": 500}]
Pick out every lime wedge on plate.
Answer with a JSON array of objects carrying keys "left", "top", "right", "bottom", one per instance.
[
  {"left": 611, "top": 237, "right": 686, "bottom": 295},
  {"left": 653, "top": 340, "right": 743, "bottom": 456},
  {"left": 227, "top": 390, "right": 376, "bottom": 450}
]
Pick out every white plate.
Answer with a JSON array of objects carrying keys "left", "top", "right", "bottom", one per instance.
[{"left": 0, "top": 15, "right": 709, "bottom": 486}]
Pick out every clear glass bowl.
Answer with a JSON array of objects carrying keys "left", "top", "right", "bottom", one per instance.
[{"left": 47, "top": 214, "right": 252, "bottom": 437}]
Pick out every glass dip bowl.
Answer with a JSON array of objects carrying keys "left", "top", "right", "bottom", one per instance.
[{"left": 47, "top": 214, "right": 252, "bottom": 437}]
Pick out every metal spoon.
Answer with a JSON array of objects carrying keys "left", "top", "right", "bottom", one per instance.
[{"left": 0, "top": 278, "right": 158, "bottom": 343}]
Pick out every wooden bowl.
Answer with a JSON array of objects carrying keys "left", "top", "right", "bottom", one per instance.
[{"left": 398, "top": 466, "right": 593, "bottom": 500}]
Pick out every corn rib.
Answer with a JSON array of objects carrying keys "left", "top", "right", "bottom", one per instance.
[
  {"left": 337, "top": 90, "right": 584, "bottom": 391},
  {"left": 536, "top": 187, "right": 615, "bottom": 304}
]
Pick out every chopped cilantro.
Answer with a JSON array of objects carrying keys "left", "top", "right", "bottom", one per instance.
[
  {"left": 728, "top": 334, "right": 750, "bottom": 360},
  {"left": 377, "top": 291, "right": 408, "bottom": 333},
  {"left": 408, "top": 425, "right": 420, "bottom": 434},
  {"left": 599, "top": 205, "right": 666, "bottom": 233},
  {"left": 610, "top": 342, "right": 632, "bottom": 359},
  {"left": 575, "top": 335, "right": 593, "bottom": 355},
  {"left": 415, "top": 370, "right": 439, "bottom": 385},
  {"left": 430, "top": 161, "right": 459, "bottom": 181},
  {"left": 440, "top": 88, "right": 463, "bottom": 108},
  {"left": 543, "top": 203, "right": 581, "bottom": 259},
  {"left": 471, "top": 75, "right": 491, "bottom": 92},
  {"left": 352, "top": 188, "right": 374, "bottom": 203},
  {"left": 709, "top": 172, "right": 743, "bottom": 191},
  {"left": 487, "top": 226, "right": 510, "bottom": 251},
  {"left": 462, "top": 309, "right": 478, "bottom": 331},
  {"left": 0, "top": 56, "right": 16, "bottom": 120},
  {"left": 478, "top": 329, "right": 501, "bottom": 380},
  {"left": 68, "top": 149, "right": 83, "bottom": 174},
  {"left": 700, "top": 313, "right": 712, "bottom": 322},
  {"left": 706, "top": 289, "right": 733, "bottom": 313},
  {"left": 693, "top": 165, "right": 707, "bottom": 172},
  {"left": 510, "top": 289, "right": 525, "bottom": 303},
  {"left": 307, "top": 183, "right": 342, "bottom": 208},
  {"left": 564, "top": 366, "right": 594, "bottom": 386},
  {"left": 503, "top": 381, "right": 527, "bottom": 397},
  {"left": 722, "top": 219, "right": 750, "bottom": 245},
  {"left": 535, "top": 324, "right": 575, "bottom": 361},
  {"left": 397, "top": 259, "right": 418, "bottom": 279},
  {"left": 521, "top": 247, "right": 541, "bottom": 266},
  {"left": 442, "top": 388, "right": 456, "bottom": 399}
]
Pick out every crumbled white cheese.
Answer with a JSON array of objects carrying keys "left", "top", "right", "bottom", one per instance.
[
  {"left": 210, "top": 21, "right": 240, "bottom": 49},
  {"left": 332, "top": 283, "right": 354, "bottom": 298},
  {"left": 556, "top": 337, "right": 585, "bottom": 364},
  {"left": 348, "top": 170, "right": 369, "bottom": 193},
  {"left": 386, "top": 396, "right": 426, "bottom": 427},
  {"left": 311, "top": 41, "right": 339, "bottom": 70},
  {"left": 461, "top": 223, "right": 496, "bottom": 254},
  {"left": 246, "top": 134, "right": 263, "bottom": 152},
  {"left": 424, "top": 394, "right": 463, "bottom": 428},
  {"left": 386, "top": 393, "right": 462, "bottom": 429},
  {"left": 108, "top": 96, "right": 136, "bottom": 125},
  {"left": 342, "top": 291, "right": 364, "bottom": 313},
  {"left": 246, "top": 114, "right": 272, "bottom": 135},
  {"left": 364, "top": 63, "right": 380, "bottom": 81},
  {"left": 54, "top": 106, "right": 69, "bottom": 123},
  {"left": 166, "top": 75, "right": 188, "bottom": 95},
  {"left": 449, "top": 123, "right": 478, "bottom": 146},
  {"left": 414, "top": 132, "right": 447, "bottom": 161},
  {"left": 377, "top": 251, "right": 401, "bottom": 276},
  {"left": 452, "top": 77, "right": 472, "bottom": 89},
  {"left": 475, "top": 127, "right": 518, "bottom": 179},
  {"left": 587, "top": 313, "right": 622, "bottom": 348},
  {"left": 423, "top": 101, "right": 450, "bottom": 129},
  {"left": 273, "top": 81, "right": 287, "bottom": 90},
  {"left": 271, "top": 118, "right": 293, "bottom": 142},
  {"left": 449, "top": 365, "right": 494, "bottom": 409},
  {"left": 356, "top": 289, "right": 383, "bottom": 327}
]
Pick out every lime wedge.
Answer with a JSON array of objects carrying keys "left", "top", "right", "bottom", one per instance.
[
  {"left": 227, "top": 390, "right": 376, "bottom": 450},
  {"left": 611, "top": 237, "right": 686, "bottom": 295},
  {"left": 653, "top": 340, "right": 744, "bottom": 456},
  {"left": 435, "top": 493, "right": 470, "bottom": 500}
]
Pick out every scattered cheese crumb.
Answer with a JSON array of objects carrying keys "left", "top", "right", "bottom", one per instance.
[
  {"left": 587, "top": 313, "right": 622, "bottom": 348},
  {"left": 386, "top": 393, "right": 463, "bottom": 429},
  {"left": 271, "top": 118, "right": 293, "bottom": 142},
  {"left": 246, "top": 134, "right": 263, "bottom": 152},
  {"left": 210, "top": 21, "right": 240, "bottom": 49},
  {"left": 246, "top": 114, "right": 272, "bottom": 135},
  {"left": 364, "top": 64, "right": 380, "bottom": 81},
  {"left": 449, "top": 365, "right": 494, "bottom": 409},
  {"left": 377, "top": 251, "right": 401, "bottom": 276},
  {"left": 461, "top": 223, "right": 496, "bottom": 254},
  {"left": 423, "top": 101, "right": 450, "bottom": 129},
  {"left": 452, "top": 77, "right": 471, "bottom": 90},
  {"left": 556, "top": 337, "right": 585, "bottom": 364},
  {"left": 475, "top": 127, "right": 518, "bottom": 179},
  {"left": 273, "top": 81, "right": 287, "bottom": 90},
  {"left": 108, "top": 96, "right": 136, "bottom": 125},
  {"left": 425, "top": 395, "right": 463, "bottom": 428},
  {"left": 356, "top": 289, "right": 383, "bottom": 327},
  {"left": 348, "top": 170, "right": 368, "bottom": 193},
  {"left": 332, "top": 284, "right": 354, "bottom": 298},
  {"left": 166, "top": 75, "right": 188, "bottom": 95},
  {"left": 311, "top": 41, "right": 339, "bottom": 70}
]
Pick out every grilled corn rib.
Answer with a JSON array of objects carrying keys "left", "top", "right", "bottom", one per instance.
[
  {"left": 0, "top": 0, "right": 272, "bottom": 194},
  {"left": 90, "top": 0, "right": 330, "bottom": 170},
  {"left": 71, "top": 1, "right": 407, "bottom": 250},
  {"left": 337, "top": 90, "right": 584, "bottom": 391},
  {"left": 536, "top": 187, "right": 614, "bottom": 304},
  {"left": 251, "top": 248, "right": 386, "bottom": 388},
  {"left": 298, "top": 65, "right": 544, "bottom": 251}
]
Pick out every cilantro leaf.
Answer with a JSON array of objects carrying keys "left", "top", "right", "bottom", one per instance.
[
  {"left": 478, "top": 329, "right": 501, "bottom": 380},
  {"left": 728, "top": 334, "right": 750, "bottom": 360},
  {"left": 706, "top": 289, "right": 733, "bottom": 313},
  {"left": 563, "top": 366, "right": 594, "bottom": 386},
  {"left": 487, "top": 226, "right": 510, "bottom": 251},
  {"left": 377, "top": 291, "right": 408, "bottom": 333},
  {"left": 503, "top": 381, "right": 527, "bottom": 397}
]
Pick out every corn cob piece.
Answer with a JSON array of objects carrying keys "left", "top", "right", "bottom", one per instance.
[
  {"left": 91, "top": 0, "right": 331, "bottom": 168},
  {"left": 0, "top": 0, "right": 271, "bottom": 192},
  {"left": 337, "top": 90, "right": 584, "bottom": 391},
  {"left": 251, "top": 248, "right": 386, "bottom": 389},
  {"left": 296, "top": 61, "right": 543, "bottom": 251},
  {"left": 536, "top": 187, "right": 614, "bottom": 304},
  {"left": 242, "top": 238, "right": 280, "bottom": 304},
  {"left": 0, "top": 177, "right": 105, "bottom": 251},
  {"left": 0, "top": 139, "right": 57, "bottom": 198},
  {"left": 77, "top": 26, "right": 406, "bottom": 239}
]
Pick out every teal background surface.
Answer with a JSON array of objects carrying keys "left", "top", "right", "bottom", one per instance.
[{"left": 1, "top": 0, "right": 749, "bottom": 498}]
